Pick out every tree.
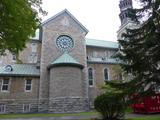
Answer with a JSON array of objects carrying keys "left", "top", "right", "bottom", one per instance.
[
  {"left": 0, "top": 0, "right": 46, "bottom": 54},
  {"left": 115, "top": 0, "right": 160, "bottom": 96},
  {"left": 94, "top": 85, "right": 126, "bottom": 120}
]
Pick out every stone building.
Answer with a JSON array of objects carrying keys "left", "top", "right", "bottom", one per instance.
[{"left": 0, "top": 0, "right": 133, "bottom": 113}]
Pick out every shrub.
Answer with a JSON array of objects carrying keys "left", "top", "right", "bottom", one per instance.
[{"left": 94, "top": 87, "right": 126, "bottom": 120}]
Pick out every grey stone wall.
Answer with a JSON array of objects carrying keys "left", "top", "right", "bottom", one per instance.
[
  {"left": 0, "top": 99, "right": 39, "bottom": 113},
  {"left": 48, "top": 66, "right": 89, "bottom": 112},
  {"left": 0, "top": 40, "right": 41, "bottom": 66},
  {"left": 0, "top": 77, "right": 40, "bottom": 113},
  {"left": 87, "top": 63, "right": 122, "bottom": 107},
  {"left": 19, "top": 41, "right": 41, "bottom": 64},
  {"left": 0, "top": 77, "right": 39, "bottom": 99},
  {"left": 49, "top": 97, "right": 89, "bottom": 113},
  {"left": 39, "top": 11, "right": 88, "bottom": 112},
  {"left": 49, "top": 66, "right": 83, "bottom": 98},
  {"left": 0, "top": 51, "right": 16, "bottom": 66}
]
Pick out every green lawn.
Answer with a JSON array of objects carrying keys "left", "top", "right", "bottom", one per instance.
[
  {"left": 0, "top": 111, "right": 98, "bottom": 119},
  {"left": 127, "top": 115, "right": 160, "bottom": 120},
  {"left": 0, "top": 111, "right": 160, "bottom": 120}
]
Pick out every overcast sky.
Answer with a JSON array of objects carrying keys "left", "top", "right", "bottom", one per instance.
[{"left": 41, "top": 0, "right": 137, "bottom": 41}]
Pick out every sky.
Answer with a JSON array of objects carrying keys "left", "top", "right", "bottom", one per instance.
[{"left": 41, "top": 0, "right": 136, "bottom": 42}]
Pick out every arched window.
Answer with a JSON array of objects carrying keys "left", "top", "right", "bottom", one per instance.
[
  {"left": 104, "top": 68, "right": 109, "bottom": 81},
  {"left": 88, "top": 68, "right": 93, "bottom": 86}
]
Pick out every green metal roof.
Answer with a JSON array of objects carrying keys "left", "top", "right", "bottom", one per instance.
[
  {"left": 49, "top": 52, "right": 84, "bottom": 69},
  {"left": 86, "top": 38, "right": 118, "bottom": 49},
  {"left": 0, "top": 64, "right": 40, "bottom": 77}
]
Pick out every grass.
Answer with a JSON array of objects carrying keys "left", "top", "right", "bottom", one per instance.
[
  {"left": 1, "top": 110, "right": 160, "bottom": 120},
  {"left": 0, "top": 111, "right": 98, "bottom": 119},
  {"left": 127, "top": 115, "right": 160, "bottom": 120}
]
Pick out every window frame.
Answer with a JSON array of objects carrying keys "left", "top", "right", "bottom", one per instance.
[
  {"left": 0, "top": 104, "right": 6, "bottom": 113},
  {"left": 25, "top": 79, "right": 32, "bottom": 92},
  {"left": 1, "top": 78, "right": 10, "bottom": 92},
  {"left": 88, "top": 67, "right": 94, "bottom": 87},
  {"left": 23, "top": 104, "right": 31, "bottom": 113},
  {"left": 103, "top": 68, "right": 110, "bottom": 81},
  {"left": 28, "top": 53, "right": 38, "bottom": 63},
  {"left": 12, "top": 53, "right": 16, "bottom": 61}
]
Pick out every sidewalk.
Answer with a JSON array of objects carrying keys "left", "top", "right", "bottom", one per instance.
[{"left": 0, "top": 113, "right": 160, "bottom": 120}]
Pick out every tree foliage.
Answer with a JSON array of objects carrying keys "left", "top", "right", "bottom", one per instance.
[
  {"left": 0, "top": 0, "right": 46, "bottom": 54},
  {"left": 94, "top": 85, "right": 126, "bottom": 120},
  {"left": 115, "top": 0, "right": 160, "bottom": 96}
]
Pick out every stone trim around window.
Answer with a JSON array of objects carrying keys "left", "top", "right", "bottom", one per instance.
[
  {"left": 88, "top": 67, "right": 94, "bottom": 87},
  {"left": 24, "top": 79, "right": 32, "bottom": 92},
  {"left": 23, "top": 104, "right": 31, "bottom": 113},
  {"left": 1, "top": 78, "right": 10, "bottom": 92},
  {"left": 103, "top": 67, "right": 110, "bottom": 82}
]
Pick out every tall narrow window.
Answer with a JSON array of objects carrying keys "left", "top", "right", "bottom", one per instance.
[
  {"left": 31, "top": 43, "right": 37, "bottom": 53},
  {"left": 1, "top": 78, "right": 10, "bottom": 91},
  {"left": 0, "top": 104, "right": 6, "bottom": 113},
  {"left": 23, "top": 104, "right": 30, "bottom": 112},
  {"left": 88, "top": 68, "right": 94, "bottom": 86},
  {"left": 28, "top": 53, "right": 37, "bottom": 63},
  {"left": 104, "top": 68, "right": 109, "bottom": 81},
  {"left": 25, "top": 79, "right": 32, "bottom": 92},
  {"left": 12, "top": 53, "right": 16, "bottom": 61},
  {"left": 118, "top": 73, "right": 123, "bottom": 80}
]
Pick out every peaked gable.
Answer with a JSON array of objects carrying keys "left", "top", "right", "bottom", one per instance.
[{"left": 42, "top": 9, "right": 89, "bottom": 34}]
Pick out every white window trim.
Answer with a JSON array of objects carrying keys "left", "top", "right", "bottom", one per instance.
[
  {"left": 88, "top": 67, "right": 95, "bottom": 87},
  {"left": 1, "top": 78, "right": 11, "bottom": 92},
  {"left": 103, "top": 67, "right": 110, "bottom": 82},
  {"left": 24, "top": 79, "right": 32, "bottom": 92},
  {"left": 0, "top": 104, "right": 6, "bottom": 113},
  {"left": 23, "top": 104, "right": 31, "bottom": 113}
]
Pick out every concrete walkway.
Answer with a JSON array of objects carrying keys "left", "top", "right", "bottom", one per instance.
[{"left": 0, "top": 113, "right": 160, "bottom": 120}]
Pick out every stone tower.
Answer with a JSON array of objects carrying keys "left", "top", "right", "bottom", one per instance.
[
  {"left": 39, "top": 9, "right": 89, "bottom": 113},
  {"left": 117, "top": 0, "right": 134, "bottom": 39}
]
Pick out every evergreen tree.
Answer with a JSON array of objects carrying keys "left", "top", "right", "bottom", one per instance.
[
  {"left": 114, "top": 0, "right": 160, "bottom": 96},
  {"left": 0, "top": 0, "right": 46, "bottom": 54}
]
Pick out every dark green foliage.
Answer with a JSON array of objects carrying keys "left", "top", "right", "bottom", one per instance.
[
  {"left": 94, "top": 85, "right": 126, "bottom": 120},
  {"left": 94, "top": 93, "right": 125, "bottom": 120},
  {"left": 0, "top": 0, "right": 46, "bottom": 54},
  {"left": 115, "top": 0, "right": 160, "bottom": 97}
]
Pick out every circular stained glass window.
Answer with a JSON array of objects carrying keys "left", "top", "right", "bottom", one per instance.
[{"left": 56, "top": 35, "right": 74, "bottom": 51}]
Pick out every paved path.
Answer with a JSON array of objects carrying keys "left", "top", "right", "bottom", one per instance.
[{"left": 0, "top": 113, "right": 160, "bottom": 120}]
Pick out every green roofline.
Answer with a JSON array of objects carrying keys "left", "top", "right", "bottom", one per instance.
[
  {"left": 0, "top": 64, "right": 40, "bottom": 77},
  {"left": 86, "top": 38, "right": 118, "bottom": 49},
  {"left": 48, "top": 52, "right": 84, "bottom": 69}
]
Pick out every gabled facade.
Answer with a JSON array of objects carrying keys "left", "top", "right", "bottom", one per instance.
[{"left": 0, "top": 0, "right": 131, "bottom": 113}]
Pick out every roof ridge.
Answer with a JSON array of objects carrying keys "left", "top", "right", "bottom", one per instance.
[
  {"left": 42, "top": 9, "right": 88, "bottom": 34},
  {"left": 53, "top": 52, "right": 79, "bottom": 64}
]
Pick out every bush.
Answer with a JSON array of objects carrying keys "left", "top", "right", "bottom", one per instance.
[{"left": 94, "top": 92, "right": 126, "bottom": 120}]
